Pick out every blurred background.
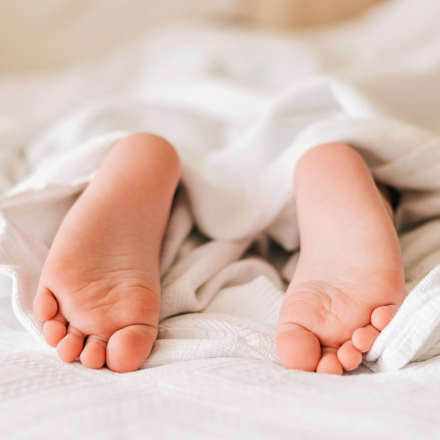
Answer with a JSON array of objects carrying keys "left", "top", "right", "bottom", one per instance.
[
  {"left": 0, "top": 0, "right": 241, "bottom": 73},
  {"left": 0, "top": 0, "right": 383, "bottom": 74}
]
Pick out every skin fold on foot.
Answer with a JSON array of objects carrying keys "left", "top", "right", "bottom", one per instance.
[
  {"left": 33, "top": 133, "right": 180, "bottom": 373},
  {"left": 276, "top": 143, "right": 405, "bottom": 375}
]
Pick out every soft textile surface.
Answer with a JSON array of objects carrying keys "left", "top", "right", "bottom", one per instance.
[{"left": 1, "top": 0, "right": 440, "bottom": 437}]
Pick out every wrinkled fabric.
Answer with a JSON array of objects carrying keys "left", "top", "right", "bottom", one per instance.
[{"left": 1, "top": 0, "right": 440, "bottom": 380}]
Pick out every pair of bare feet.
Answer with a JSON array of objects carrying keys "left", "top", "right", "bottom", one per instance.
[{"left": 33, "top": 133, "right": 405, "bottom": 374}]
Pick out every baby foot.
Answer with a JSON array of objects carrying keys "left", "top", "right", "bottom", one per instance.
[
  {"left": 277, "top": 143, "right": 405, "bottom": 374},
  {"left": 33, "top": 134, "right": 180, "bottom": 372}
]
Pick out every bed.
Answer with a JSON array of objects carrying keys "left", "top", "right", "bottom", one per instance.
[{"left": 1, "top": 0, "right": 440, "bottom": 438}]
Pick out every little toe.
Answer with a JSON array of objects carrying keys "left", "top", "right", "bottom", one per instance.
[
  {"left": 316, "top": 347, "right": 343, "bottom": 375},
  {"left": 352, "top": 324, "right": 381, "bottom": 353},
  {"left": 43, "top": 313, "right": 67, "bottom": 347},
  {"left": 57, "top": 326, "right": 85, "bottom": 363},
  {"left": 276, "top": 324, "right": 321, "bottom": 372},
  {"left": 33, "top": 287, "right": 58, "bottom": 321},
  {"left": 371, "top": 305, "right": 398, "bottom": 331},
  {"left": 337, "top": 341, "right": 363, "bottom": 371},
  {"left": 106, "top": 324, "right": 157, "bottom": 373},
  {"left": 80, "top": 336, "right": 107, "bottom": 370}
]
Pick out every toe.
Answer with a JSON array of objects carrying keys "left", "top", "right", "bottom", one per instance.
[
  {"left": 276, "top": 324, "right": 321, "bottom": 372},
  {"left": 57, "top": 325, "right": 85, "bottom": 363},
  {"left": 352, "top": 324, "right": 381, "bottom": 353},
  {"left": 43, "top": 313, "right": 68, "bottom": 347},
  {"left": 316, "top": 347, "right": 343, "bottom": 375},
  {"left": 80, "top": 336, "right": 107, "bottom": 369},
  {"left": 337, "top": 341, "right": 363, "bottom": 371},
  {"left": 106, "top": 324, "right": 157, "bottom": 373},
  {"left": 33, "top": 287, "right": 58, "bottom": 321},
  {"left": 371, "top": 305, "right": 398, "bottom": 330}
]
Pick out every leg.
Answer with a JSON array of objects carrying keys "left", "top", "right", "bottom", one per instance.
[
  {"left": 276, "top": 143, "right": 405, "bottom": 374},
  {"left": 33, "top": 133, "right": 180, "bottom": 372}
]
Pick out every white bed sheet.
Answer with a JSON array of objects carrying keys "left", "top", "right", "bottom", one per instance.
[{"left": 2, "top": 0, "right": 440, "bottom": 438}]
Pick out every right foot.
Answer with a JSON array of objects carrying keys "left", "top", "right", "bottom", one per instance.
[
  {"left": 276, "top": 144, "right": 405, "bottom": 374},
  {"left": 33, "top": 133, "right": 180, "bottom": 372}
]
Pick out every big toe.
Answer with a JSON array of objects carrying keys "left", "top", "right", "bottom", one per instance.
[
  {"left": 106, "top": 324, "right": 157, "bottom": 373},
  {"left": 276, "top": 324, "right": 321, "bottom": 372},
  {"left": 371, "top": 305, "right": 398, "bottom": 330}
]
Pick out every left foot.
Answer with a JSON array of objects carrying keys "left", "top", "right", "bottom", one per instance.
[
  {"left": 33, "top": 134, "right": 180, "bottom": 372},
  {"left": 276, "top": 143, "right": 405, "bottom": 374}
]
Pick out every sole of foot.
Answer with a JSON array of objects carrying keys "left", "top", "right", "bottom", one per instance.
[
  {"left": 276, "top": 143, "right": 405, "bottom": 374},
  {"left": 34, "top": 133, "right": 181, "bottom": 372}
]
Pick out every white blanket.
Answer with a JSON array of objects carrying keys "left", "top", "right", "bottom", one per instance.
[
  {"left": 0, "top": 0, "right": 440, "bottom": 384},
  {"left": 2, "top": 0, "right": 440, "bottom": 377},
  {"left": 3, "top": 1, "right": 440, "bottom": 438}
]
